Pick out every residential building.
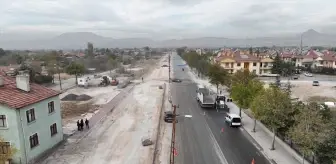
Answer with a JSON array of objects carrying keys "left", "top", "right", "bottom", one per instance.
[
  {"left": 0, "top": 72, "right": 63, "bottom": 164},
  {"left": 216, "top": 50, "right": 273, "bottom": 75}
]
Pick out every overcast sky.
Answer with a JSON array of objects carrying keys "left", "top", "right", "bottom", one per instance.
[{"left": 1, "top": 0, "right": 336, "bottom": 39}]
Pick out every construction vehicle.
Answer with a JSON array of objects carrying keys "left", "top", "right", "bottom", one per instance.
[
  {"left": 196, "top": 85, "right": 215, "bottom": 108},
  {"left": 214, "top": 94, "right": 229, "bottom": 111},
  {"left": 99, "top": 76, "right": 110, "bottom": 87},
  {"left": 111, "top": 77, "right": 119, "bottom": 86}
]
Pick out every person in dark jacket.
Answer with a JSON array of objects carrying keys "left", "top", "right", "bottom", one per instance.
[
  {"left": 80, "top": 119, "right": 84, "bottom": 131},
  {"left": 77, "top": 120, "right": 80, "bottom": 131},
  {"left": 85, "top": 119, "right": 89, "bottom": 129}
]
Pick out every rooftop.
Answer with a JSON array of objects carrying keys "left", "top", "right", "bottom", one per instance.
[{"left": 0, "top": 74, "right": 60, "bottom": 109}]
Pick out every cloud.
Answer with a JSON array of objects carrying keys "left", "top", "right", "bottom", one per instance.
[{"left": 1, "top": 0, "right": 336, "bottom": 39}]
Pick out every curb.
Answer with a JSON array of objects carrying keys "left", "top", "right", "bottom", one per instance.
[{"left": 152, "top": 83, "right": 167, "bottom": 164}]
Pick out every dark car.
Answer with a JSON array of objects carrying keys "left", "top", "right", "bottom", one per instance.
[
  {"left": 161, "top": 64, "right": 168, "bottom": 67},
  {"left": 293, "top": 75, "right": 299, "bottom": 80},
  {"left": 164, "top": 111, "right": 177, "bottom": 123},
  {"left": 171, "top": 78, "right": 182, "bottom": 83}
]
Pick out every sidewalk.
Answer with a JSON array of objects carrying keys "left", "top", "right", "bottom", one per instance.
[
  {"left": 226, "top": 102, "right": 309, "bottom": 164},
  {"left": 185, "top": 67, "right": 310, "bottom": 164}
]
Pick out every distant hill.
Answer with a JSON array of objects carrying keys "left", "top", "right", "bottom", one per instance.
[{"left": 1, "top": 30, "right": 336, "bottom": 50}]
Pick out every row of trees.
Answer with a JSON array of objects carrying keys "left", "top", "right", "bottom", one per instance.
[{"left": 178, "top": 50, "right": 336, "bottom": 164}]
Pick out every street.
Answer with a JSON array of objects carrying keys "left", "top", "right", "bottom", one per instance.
[{"left": 171, "top": 53, "right": 271, "bottom": 164}]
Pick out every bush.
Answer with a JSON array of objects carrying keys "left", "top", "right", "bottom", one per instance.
[{"left": 34, "top": 75, "right": 53, "bottom": 84}]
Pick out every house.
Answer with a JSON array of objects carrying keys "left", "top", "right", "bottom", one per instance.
[
  {"left": 216, "top": 50, "right": 273, "bottom": 75},
  {"left": 0, "top": 72, "right": 63, "bottom": 164}
]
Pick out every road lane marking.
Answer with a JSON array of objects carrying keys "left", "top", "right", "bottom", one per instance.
[{"left": 204, "top": 121, "right": 229, "bottom": 164}]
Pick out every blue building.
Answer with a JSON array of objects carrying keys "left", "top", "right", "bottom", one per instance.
[{"left": 0, "top": 73, "right": 63, "bottom": 164}]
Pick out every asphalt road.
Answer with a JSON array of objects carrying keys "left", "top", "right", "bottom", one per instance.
[{"left": 171, "top": 53, "right": 271, "bottom": 164}]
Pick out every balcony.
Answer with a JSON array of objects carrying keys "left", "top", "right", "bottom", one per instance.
[{"left": 260, "top": 65, "right": 272, "bottom": 69}]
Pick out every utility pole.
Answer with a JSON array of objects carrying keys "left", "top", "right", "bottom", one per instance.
[
  {"left": 56, "top": 61, "right": 62, "bottom": 90},
  {"left": 170, "top": 104, "right": 178, "bottom": 164},
  {"left": 168, "top": 52, "right": 171, "bottom": 83}
]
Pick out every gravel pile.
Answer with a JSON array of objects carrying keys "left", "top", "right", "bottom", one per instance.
[
  {"left": 76, "top": 94, "right": 92, "bottom": 101},
  {"left": 61, "top": 94, "right": 78, "bottom": 101},
  {"left": 61, "top": 94, "right": 92, "bottom": 101}
]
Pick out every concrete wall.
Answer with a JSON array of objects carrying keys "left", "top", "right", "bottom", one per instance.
[
  {"left": 0, "top": 105, "right": 24, "bottom": 163},
  {"left": 18, "top": 96, "right": 63, "bottom": 163}
]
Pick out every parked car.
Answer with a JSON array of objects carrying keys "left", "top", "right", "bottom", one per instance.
[
  {"left": 171, "top": 78, "right": 182, "bottom": 83},
  {"left": 164, "top": 111, "right": 178, "bottom": 123},
  {"left": 293, "top": 75, "right": 299, "bottom": 80},
  {"left": 225, "top": 113, "right": 242, "bottom": 127},
  {"left": 161, "top": 64, "right": 168, "bottom": 67},
  {"left": 313, "top": 80, "right": 320, "bottom": 86}
]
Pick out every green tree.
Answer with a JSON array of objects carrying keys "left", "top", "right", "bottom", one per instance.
[
  {"left": 0, "top": 137, "right": 17, "bottom": 163},
  {"left": 208, "top": 64, "right": 229, "bottom": 93},
  {"left": 315, "top": 126, "right": 336, "bottom": 164},
  {"left": 87, "top": 42, "right": 94, "bottom": 57},
  {"left": 289, "top": 102, "right": 328, "bottom": 163},
  {"left": 66, "top": 62, "right": 85, "bottom": 85},
  {"left": 107, "top": 58, "right": 119, "bottom": 74},
  {"left": 231, "top": 69, "right": 257, "bottom": 86},
  {"left": 251, "top": 87, "right": 293, "bottom": 150},
  {"left": 231, "top": 79, "right": 264, "bottom": 117},
  {"left": 271, "top": 53, "right": 282, "bottom": 74},
  {"left": 0, "top": 48, "right": 6, "bottom": 57}
]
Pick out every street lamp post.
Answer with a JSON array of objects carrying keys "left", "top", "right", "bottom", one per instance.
[{"left": 170, "top": 104, "right": 178, "bottom": 164}]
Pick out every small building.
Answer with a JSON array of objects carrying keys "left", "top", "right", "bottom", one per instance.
[
  {"left": 0, "top": 72, "right": 63, "bottom": 164},
  {"left": 216, "top": 49, "right": 273, "bottom": 75}
]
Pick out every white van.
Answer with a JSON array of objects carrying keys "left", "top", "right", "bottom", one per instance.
[{"left": 225, "top": 113, "right": 242, "bottom": 127}]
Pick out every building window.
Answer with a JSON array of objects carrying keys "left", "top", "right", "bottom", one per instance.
[
  {"left": 29, "top": 133, "right": 39, "bottom": 148},
  {"left": 253, "top": 62, "right": 257, "bottom": 66},
  {"left": 50, "top": 123, "right": 58, "bottom": 136},
  {"left": 26, "top": 109, "right": 36, "bottom": 123},
  {"left": 48, "top": 101, "right": 55, "bottom": 113},
  {"left": 0, "top": 115, "right": 7, "bottom": 128},
  {"left": 237, "top": 63, "right": 241, "bottom": 66},
  {"left": 0, "top": 142, "right": 10, "bottom": 154}
]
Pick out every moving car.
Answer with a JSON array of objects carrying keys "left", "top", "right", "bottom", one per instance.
[
  {"left": 304, "top": 72, "right": 313, "bottom": 77},
  {"left": 225, "top": 113, "right": 242, "bottom": 127},
  {"left": 312, "top": 80, "right": 320, "bottom": 86},
  {"left": 171, "top": 78, "right": 182, "bottom": 83},
  {"left": 293, "top": 75, "right": 299, "bottom": 80}
]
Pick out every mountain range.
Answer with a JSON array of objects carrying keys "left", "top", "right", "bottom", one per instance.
[{"left": 1, "top": 29, "right": 336, "bottom": 50}]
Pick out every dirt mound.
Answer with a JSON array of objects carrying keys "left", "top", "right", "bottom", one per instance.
[
  {"left": 76, "top": 94, "right": 92, "bottom": 101},
  {"left": 61, "top": 94, "right": 78, "bottom": 101}
]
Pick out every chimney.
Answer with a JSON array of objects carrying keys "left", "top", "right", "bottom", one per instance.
[
  {"left": 16, "top": 73, "right": 30, "bottom": 92},
  {"left": 0, "top": 76, "right": 4, "bottom": 87}
]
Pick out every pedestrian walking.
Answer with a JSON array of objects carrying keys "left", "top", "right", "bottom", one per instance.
[
  {"left": 77, "top": 120, "right": 80, "bottom": 131},
  {"left": 80, "top": 119, "right": 84, "bottom": 131},
  {"left": 85, "top": 119, "right": 89, "bottom": 129}
]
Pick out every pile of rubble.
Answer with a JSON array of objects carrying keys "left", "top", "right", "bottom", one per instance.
[{"left": 61, "top": 93, "right": 92, "bottom": 101}]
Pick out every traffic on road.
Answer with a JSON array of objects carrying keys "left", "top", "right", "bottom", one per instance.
[{"left": 170, "top": 53, "right": 271, "bottom": 164}]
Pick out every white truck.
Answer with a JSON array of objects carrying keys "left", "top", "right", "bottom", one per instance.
[{"left": 196, "top": 85, "right": 215, "bottom": 108}]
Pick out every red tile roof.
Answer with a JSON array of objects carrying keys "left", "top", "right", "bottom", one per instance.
[
  {"left": 0, "top": 74, "right": 60, "bottom": 109},
  {"left": 280, "top": 52, "right": 293, "bottom": 58},
  {"left": 306, "top": 50, "right": 319, "bottom": 59},
  {"left": 321, "top": 55, "right": 336, "bottom": 61}
]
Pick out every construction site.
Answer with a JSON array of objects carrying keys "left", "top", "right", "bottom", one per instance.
[{"left": 41, "top": 55, "right": 172, "bottom": 164}]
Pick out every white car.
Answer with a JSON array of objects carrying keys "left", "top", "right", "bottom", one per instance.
[
  {"left": 225, "top": 113, "right": 242, "bottom": 127},
  {"left": 304, "top": 72, "right": 313, "bottom": 77}
]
